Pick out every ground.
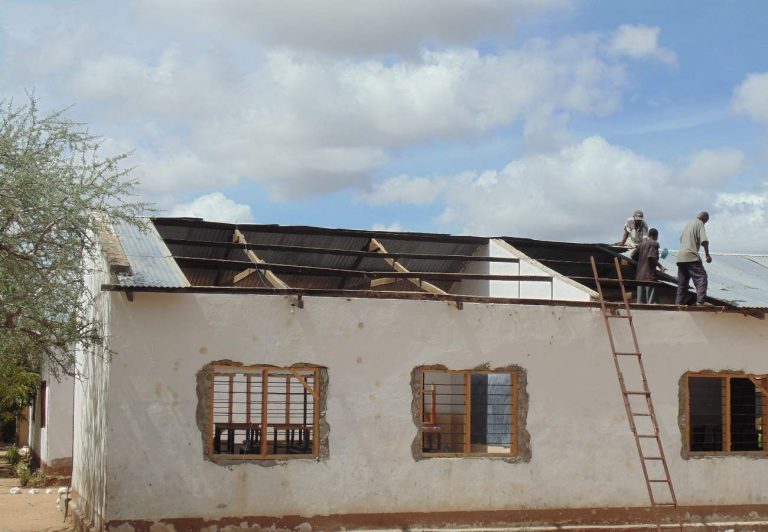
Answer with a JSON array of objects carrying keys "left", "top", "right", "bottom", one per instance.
[
  {"left": 0, "top": 443, "right": 72, "bottom": 532},
  {"left": 0, "top": 478, "right": 72, "bottom": 532}
]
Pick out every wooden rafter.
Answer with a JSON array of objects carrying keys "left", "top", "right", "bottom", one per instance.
[
  {"left": 369, "top": 237, "right": 460, "bottom": 309},
  {"left": 231, "top": 229, "right": 290, "bottom": 288}
]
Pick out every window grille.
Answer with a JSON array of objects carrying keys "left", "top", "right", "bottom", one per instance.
[
  {"left": 420, "top": 368, "right": 518, "bottom": 456},
  {"left": 687, "top": 373, "right": 768, "bottom": 454},
  {"left": 209, "top": 365, "right": 320, "bottom": 459}
]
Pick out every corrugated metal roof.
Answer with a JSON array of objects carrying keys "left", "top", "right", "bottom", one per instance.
[
  {"left": 113, "top": 219, "right": 190, "bottom": 288},
  {"left": 111, "top": 217, "right": 768, "bottom": 310},
  {"left": 660, "top": 252, "right": 768, "bottom": 308}
]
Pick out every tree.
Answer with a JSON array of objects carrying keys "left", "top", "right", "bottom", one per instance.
[{"left": 0, "top": 95, "right": 145, "bottom": 398}]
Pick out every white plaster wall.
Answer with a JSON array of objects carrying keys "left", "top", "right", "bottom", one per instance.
[
  {"left": 104, "top": 293, "right": 768, "bottom": 522},
  {"left": 71, "top": 255, "right": 112, "bottom": 528},
  {"left": 43, "top": 371, "right": 74, "bottom": 467},
  {"left": 28, "top": 385, "right": 41, "bottom": 459},
  {"left": 454, "top": 242, "right": 592, "bottom": 301},
  {"left": 30, "top": 366, "right": 74, "bottom": 468}
]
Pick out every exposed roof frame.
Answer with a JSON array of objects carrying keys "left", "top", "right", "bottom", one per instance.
[
  {"left": 369, "top": 237, "right": 460, "bottom": 309},
  {"left": 491, "top": 238, "right": 599, "bottom": 299},
  {"left": 161, "top": 237, "right": 521, "bottom": 263},
  {"left": 231, "top": 229, "right": 290, "bottom": 289},
  {"left": 172, "top": 256, "right": 551, "bottom": 282}
]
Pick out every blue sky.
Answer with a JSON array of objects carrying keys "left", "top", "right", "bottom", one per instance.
[{"left": 2, "top": 0, "right": 768, "bottom": 251}]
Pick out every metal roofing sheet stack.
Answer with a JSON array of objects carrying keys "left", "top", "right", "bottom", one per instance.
[{"left": 660, "top": 252, "right": 768, "bottom": 309}]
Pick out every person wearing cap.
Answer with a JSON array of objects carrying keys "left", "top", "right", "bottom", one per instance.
[
  {"left": 619, "top": 209, "right": 649, "bottom": 249},
  {"left": 675, "top": 211, "right": 712, "bottom": 305}
]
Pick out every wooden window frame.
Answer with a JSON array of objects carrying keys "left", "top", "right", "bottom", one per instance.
[
  {"left": 685, "top": 371, "right": 768, "bottom": 457},
  {"left": 208, "top": 364, "right": 321, "bottom": 460},
  {"left": 419, "top": 368, "right": 519, "bottom": 458}
]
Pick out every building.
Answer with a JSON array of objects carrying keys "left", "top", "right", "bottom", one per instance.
[
  {"left": 27, "top": 367, "right": 74, "bottom": 482},
  {"left": 60, "top": 217, "right": 768, "bottom": 530}
]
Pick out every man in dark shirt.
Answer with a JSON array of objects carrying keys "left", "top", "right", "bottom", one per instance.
[{"left": 631, "top": 228, "right": 663, "bottom": 304}]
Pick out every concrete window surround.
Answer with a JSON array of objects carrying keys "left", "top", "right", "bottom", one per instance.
[{"left": 679, "top": 371, "right": 768, "bottom": 459}]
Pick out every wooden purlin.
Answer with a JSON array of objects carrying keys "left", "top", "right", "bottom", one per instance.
[
  {"left": 369, "top": 237, "right": 461, "bottom": 309},
  {"left": 231, "top": 229, "right": 290, "bottom": 289}
]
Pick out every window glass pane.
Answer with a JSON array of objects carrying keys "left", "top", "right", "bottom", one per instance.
[
  {"left": 470, "top": 373, "right": 513, "bottom": 454},
  {"left": 730, "top": 378, "right": 764, "bottom": 452},
  {"left": 422, "top": 371, "right": 466, "bottom": 453},
  {"left": 689, "top": 377, "right": 724, "bottom": 452}
]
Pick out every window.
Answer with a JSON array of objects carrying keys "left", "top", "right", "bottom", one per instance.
[
  {"left": 209, "top": 365, "right": 321, "bottom": 459},
  {"left": 686, "top": 373, "right": 768, "bottom": 454},
  {"left": 419, "top": 368, "right": 518, "bottom": 457}
]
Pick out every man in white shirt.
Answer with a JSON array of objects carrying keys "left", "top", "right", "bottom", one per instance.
[
  {"left": 675, "top": 211, "right": 712, "bottom": 305},
  {"left": 619, "top": 209, "right": 649, "bottom": 249}
]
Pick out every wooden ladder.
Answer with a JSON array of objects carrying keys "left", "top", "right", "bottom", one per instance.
[{"left": 590, "top": 256, "right": 681, "bottom": 531}]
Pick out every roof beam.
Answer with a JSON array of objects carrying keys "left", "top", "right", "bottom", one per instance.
[
  {"left": 231, "top": 229, "right": 290, "bottom": 289},
  {"left": 369, "top": 237, "right": 460, "bottom": 309},
  {"left": 161, "top": 237, "right": 520, "bottom": 263},
  {"left": 172, "top": 256, "right": 551, "bottom": 282}
]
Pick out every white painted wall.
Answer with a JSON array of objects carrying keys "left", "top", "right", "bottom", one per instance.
[
  {"left": 453, "top": 241, "right": 593, "bottom": 301},
  {"left": 35, "top": 366, "right": 74, "bottom": 470},
  {"left": 71, "top": 254, "right": 112, "bottom": 529},
  {"left": 101, "top": 292, "right": 768, "bottom": 523}
]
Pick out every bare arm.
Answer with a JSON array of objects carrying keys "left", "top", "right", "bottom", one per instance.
[
  {"left": 702, "top": 241, "right": 712, "bottom": 263},
  {"left": 619, "top": 229, "right": 629, "bottom": 247}
]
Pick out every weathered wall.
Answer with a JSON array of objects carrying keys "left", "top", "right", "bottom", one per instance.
[
  {"left": 454, "top": 241, "right": 592, "bottom": 300},
  {"left": 104, "top": 292, "right": 768, "bottom": 523},
  {"left": 28, "top": 383, "right": 41, "bottom": 463},
  {"left": 71, "top": 255, "right": 112, "bottom": 530},
  {"left": 29, "top": 366, "right": 74, "bottom": 476}
]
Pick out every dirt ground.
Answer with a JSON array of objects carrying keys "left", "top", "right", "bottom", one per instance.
[{"left": 0, "top": 478, "right": 72, "bottom": 532}]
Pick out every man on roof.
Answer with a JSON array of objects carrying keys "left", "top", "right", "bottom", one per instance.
[
  {"left": 619, "top": 209, "right": 649, "bottom": 249},
  {"left": 675, "top": 211, "right": 712, "bottom": 306},
  {"left": 631, "top": 227, "right": 664, "bottom": 304}
]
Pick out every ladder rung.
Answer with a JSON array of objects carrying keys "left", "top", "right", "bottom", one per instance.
[
  {"left": 643, "top": 456, "right": 664, "bottom": 460},
  {"left": 637, "top": 434, "right": 659, "bottom": 438},
  {"left": 625, "top": 391, "right": 650, "bottom": 396},
  {"left": 654, "top": 503, "right": 677, "bottom": 507},
  {"left": 649, "top": 479, "right": 671, "bottom": 483},
  {"left": 607, "top": 314, "right": 631, "bottom": 319},
  {"left": 616, "top": 352, "right": 641, "bottom": 356},
  {"left": 595, "top": 277, "right": 624, "bottom": 283},
  {"left": 631, "top": 412, "right": 651, "bottom": 416}
]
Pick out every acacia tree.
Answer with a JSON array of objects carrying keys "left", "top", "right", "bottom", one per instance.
[{"left": 0, "top": 96, "right": 145, "bottom": 401}]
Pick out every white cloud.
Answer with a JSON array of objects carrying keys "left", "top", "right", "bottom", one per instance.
[
  {"left": 676, "top": 149, "right": 745, "bottom": 187},
  {"left": 133, "top": 0, "right": 569, "bottom": 57},
  {"left": 732, "top": 72, "right": 768, "bottom": 123},
  {"left": 48, "top": 33, "right": 630, "bottom": 200},
  {"left": 361, "top": 175, "right": 446, "bottom": 206},
  {"left": 362, "top": 137, "right": 744, "bottom": 243},
  {"left": 371, "top": 221, "right": 404, "bottom": 232},
  {"left": 708, "top": 186, "right": 768, "bottom": 253},
  {"left": 169, "top": 192, "right": 254, "bottom": 223},
  {"left": 607, "top": 24, "right": 676, "bottom": 65}
]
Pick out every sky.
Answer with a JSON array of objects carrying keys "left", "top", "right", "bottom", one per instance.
[{"left": 2, "top": 0, "right": 768, "bottom": 252}]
